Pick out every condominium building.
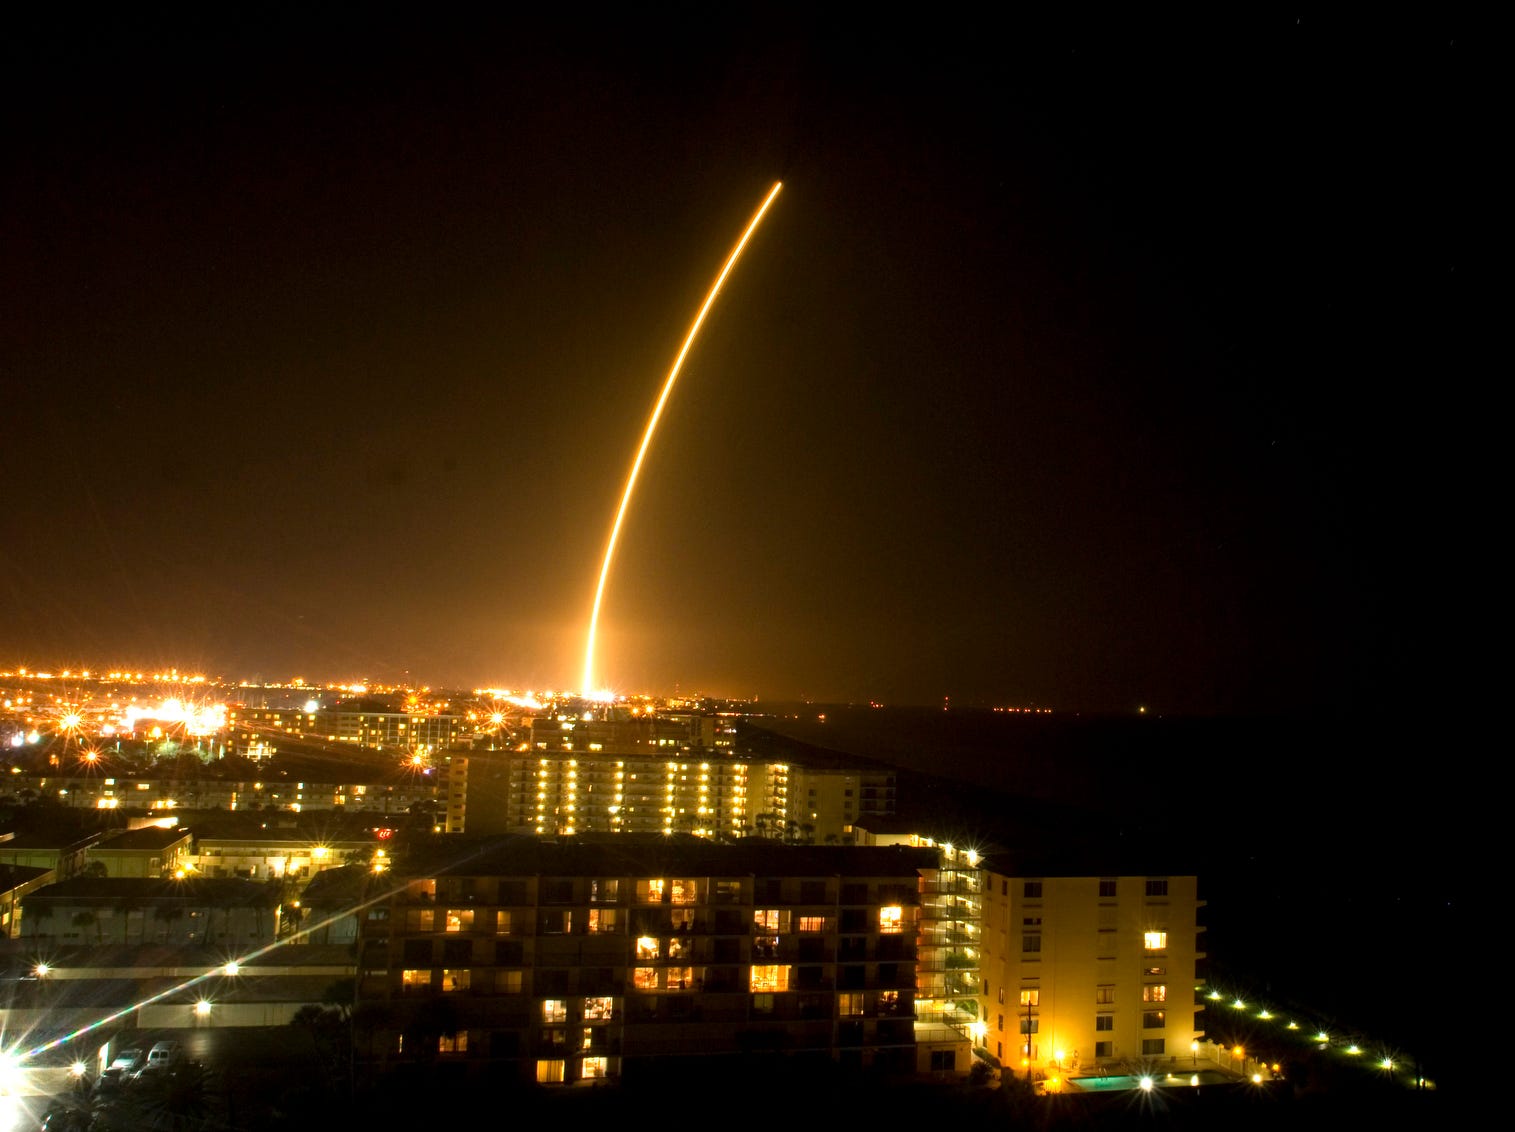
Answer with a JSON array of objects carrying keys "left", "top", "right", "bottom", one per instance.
[
  {"left": 978, "top": 871, "right": 1205, "bottom": 1080},
  {"left": 353, "top": 836, "right": 941, "bottom": 1084},
  {"left": 226, "top": 707, "right": 472, "bottom": 758}
]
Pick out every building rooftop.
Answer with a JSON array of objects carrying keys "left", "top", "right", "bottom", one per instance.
[{"left": 395, "top": 833, "right": 940, "bottom": 878}]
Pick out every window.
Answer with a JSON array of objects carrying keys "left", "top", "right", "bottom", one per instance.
[
  {"left": 879, "top": 906, "right": 904, "bottom": 934},
  {"left": 638, "top": 879, "right": 665, "bottom": 904},
  {"left": 408, "top": 909, "right": 434, "bottom": 932},
  {"left": 539, "top": 910, "right": 572, "bottom": 935},
  {"left": 1142, "top": 1011, "right": 1166, "bottom": 1029},
  {"left": 667, "top": 936, "right": 690, "bottom": 959},
  {"left": 495, "top": 970, "right": 523, "bottom": 993},
  {"left": 589, "top": 878, "right": 619, "bottom": 903},
  {"left": 438, "top": 1032, "right": 467, "bottom": 1053},
  {"left": 1023, "top": 881, "right": 1042, "bottom": 898},
  {"left": 494, "top": 910, "right": 512, "bottom": 935},
  {"left": 1018, "top": 1018, "right": 1039, "bottom": 1034},
  {"left": 582, "top": 1056, "right": 608, "bottom": 1079},
  {"left": 583, "top": 996, "right": 614, "bottom": 1020},
  {"left": 635, "top": 936, "right": 660, "bottom": 960},
  {"left": 536, "top": 1059, "right": 565, "bottom": 1084},
  {"left": 1144, "top": 931, "right": 1167, "bottom": 951},
  {"left": 442, "top": 969, "right": 470, "bottom": 992},
  {"left": 754, "top": 909, "right": 789, "bottom": 933},
  {"left": 445, "top": 909, "right": 473, "bottom": 932},
  {"left": 750, "top": 965, "right": 791, "bottom": 992},
  {"left": 1144, "top": 966, "right": 1166, "bottom": 976},
  {"left": 998, "top": 987, "right": 1005, "bottom": 1004},
  {"left": 632, "top": 968, "right": 658, "bottom": 991},
  {"left": 1096, "top": 986, "right": 1115, "bottom": 1004},
  {"left": 930, "top": 1050, "right": 956, "bottom": 1072},
  {"left": 1143, "top": 984, "right": 1167, "bottom": 1003},
  {"left": 1096, "top": 1015, "right": 1113, "bottom": 1032},
  {"left": 879, "top": 990, "right": 901, "bottom": 1014},
  {"left": 542, "top": 999, "right": 567, "bottom": 1023},
  {"left": 1099, "top": 879, "right": 1117, "bottom": 898},
  {"left": 588, "top": 908, "right": 620, "bottom": 934},
  {"left": 665, "top": 967, "right": 693, "bottom": 990},
  {"left": 1019, "top": 989, "right": 1040, "bottom": 1006},
  {"left": 1145, "top": 879, "right": 1168, "bottom": 897},
  {"left": 1142, "top": 1039, "right": 1165, "bottom": 1056},
  {"left": 752, "top": 993, "right": 775, "bottom": 1013},
  {"left": 442, "top": 939, "right": 471, "bottom": 964},
  {"left": 996, "top": 1014, "right": 1005, "bottom": 1032},
  {"left": 1022, "top": 934, "right": 1041, "bottom": 953},
  {"left": 839, "top": 993, "right": 864, "bottom": 1016},
  {"left": 401, "top": 969, "right": 430, "bottom": 991},
  {"left": 798, "top": 916, "right": 826, "bottom": 932},
  {"left": 714, "top": 879, "right": 742, "bottom": 903},
  {"left": 669, "top": 879, "right": 700, "bottom": 905},
  {"left": 1095, "top": 1041, "right": 1113, "bottom": 1058}
]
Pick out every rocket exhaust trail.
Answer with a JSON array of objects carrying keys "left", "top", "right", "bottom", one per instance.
[{"left": 582, "top": 182, "right": 783, "bottom": 697}]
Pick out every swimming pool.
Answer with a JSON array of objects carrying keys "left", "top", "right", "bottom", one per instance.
[{"left": 1068, "top": 1069, "right": 1233, "bottom": 1092}]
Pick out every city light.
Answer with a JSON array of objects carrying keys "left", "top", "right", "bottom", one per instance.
[{"left": 582, "top": 181, "right": 783, "bottom": 695}]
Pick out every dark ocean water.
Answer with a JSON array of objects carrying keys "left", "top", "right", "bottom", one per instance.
[{"left": 741, "top": 705, "right": 1464, "bottom": 1089}]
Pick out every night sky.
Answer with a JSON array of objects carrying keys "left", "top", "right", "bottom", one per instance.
[{"left": 1, "top": 15, "right": 1474, "bottom": 713}]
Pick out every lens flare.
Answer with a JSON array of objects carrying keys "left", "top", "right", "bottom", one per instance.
[{"left": 581, "top": 181, "right": 783, "bottom": 695}]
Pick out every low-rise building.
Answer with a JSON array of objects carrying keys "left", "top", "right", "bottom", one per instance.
[{"left": 20, "top": 877, "right": 282, "bottom": 947}]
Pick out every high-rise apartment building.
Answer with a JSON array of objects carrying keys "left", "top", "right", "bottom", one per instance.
[
  {"left": 977, "top": 872, "right": 1205, "bottom": 1080},
  {"left": 354, "top": 836, "right": 940, "bottom": 1084}
]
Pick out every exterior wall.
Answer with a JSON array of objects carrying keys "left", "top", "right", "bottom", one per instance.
[
  {"left": 26, "top": 775, "right": 437, "bottom": 815},
  {"left": 188, "top": 839, "right": 372, "bottom": 881},
  {"left": 355, "top": 845, "right": 933, "bottom": 1084},
  {"left": 89, "top": 833, "right": 192, "bottom": 878},
  {"left": 226, "top": 707, "right": 470, "bottom": 756},
  {"left": 980, "top": 873, "right": 1205, "bottom": 1078}
]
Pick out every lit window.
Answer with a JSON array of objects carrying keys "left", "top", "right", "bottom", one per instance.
[
  {"left": 446, "top": 909, "right": 473, "bottom": 932},
  {"left": 1144, "top": 931, "right": 1167, "bottom": 951},
  {"left": 879, "top": 990, "right": 900, "bottom": 1014},
  {"left": 542, "top": 999, "right": 567, "bottom": 1022},
  {"left": 1142, "top": 1011, "right": 1166, "bottom": 1029},
  {"left": 754, "top": 909, "right": 788, "bottom": 932},
  {"left": 839, "top": 992, "right": 864, "bottom": 1016},
  {"left": 636, "top": 936, "right": 660, "bottom": 960},
  {"left": 669, "top": 879, "right": 700, "bottom": 905},
  {"left": 438, "top": 1032, "right": 468, "bottom": 1053},
  {"left": 584, "top": 997, "right": 614, "bottom": 1021},
  {"left": 1019, "top": 989, "right": 1040, "bottom": 1006},
  {"left": 588, "top": 908, "right": 620, "bottom": 934},
  {"left": 665, "top": 966, "right": 693, "bottom": 990},
  {"left": 633, "top": 968, "right": 658, "bottom": 991},
  {"left": 750, "top": 965, "right": 791, "bottom": 992},
  {"left": 589, "top": 878, "right": 619, "bottom": 903},
  {"left": 879, "top": 906, "right": 903, "bottom": 934},
  {"left": 1143, "top": 984, "right": 1167, "bottom": 1003},
  {"left": 442, "top": 969, "right": 470, "bottom": 992},
  {"left": 494, "top": 909, "right": 512, "bottom": 934},
  {"left": 798, "top": 916, "right": 826, "bottom": 932},
  {"left": 401, "top": 969, "right": 429, "bottom": 991},
  {"left": 639, "top": 879, "right": 665, "bottom": 904},
  {"left": 536, "top": 1059, "right": 565, "bottom": 1084},
  {"left": 1144, "top": 966, "right": 1166, "bottom": 976},
  {"left": 582, "top": 1055, "right": 608, "bottom": 1079},
  {"left": 409, "top": 909, "right": 435, "bottom": 932}
]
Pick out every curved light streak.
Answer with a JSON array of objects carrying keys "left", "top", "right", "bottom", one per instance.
[{"left": 582, "top": 181, "right": 783, "bottom": 696}]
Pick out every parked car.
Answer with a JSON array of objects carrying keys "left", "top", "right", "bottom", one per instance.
[
  {"left": 141, "top": 1041, "right": 183, "bottom": 1074},
  {"left": 97, "top": 1048, "right": 144, "bottom": 1087}
]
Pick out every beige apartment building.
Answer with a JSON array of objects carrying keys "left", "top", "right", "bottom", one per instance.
[{"left": 978, "top": 871, "right": 1205, "bottom": 1080}]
